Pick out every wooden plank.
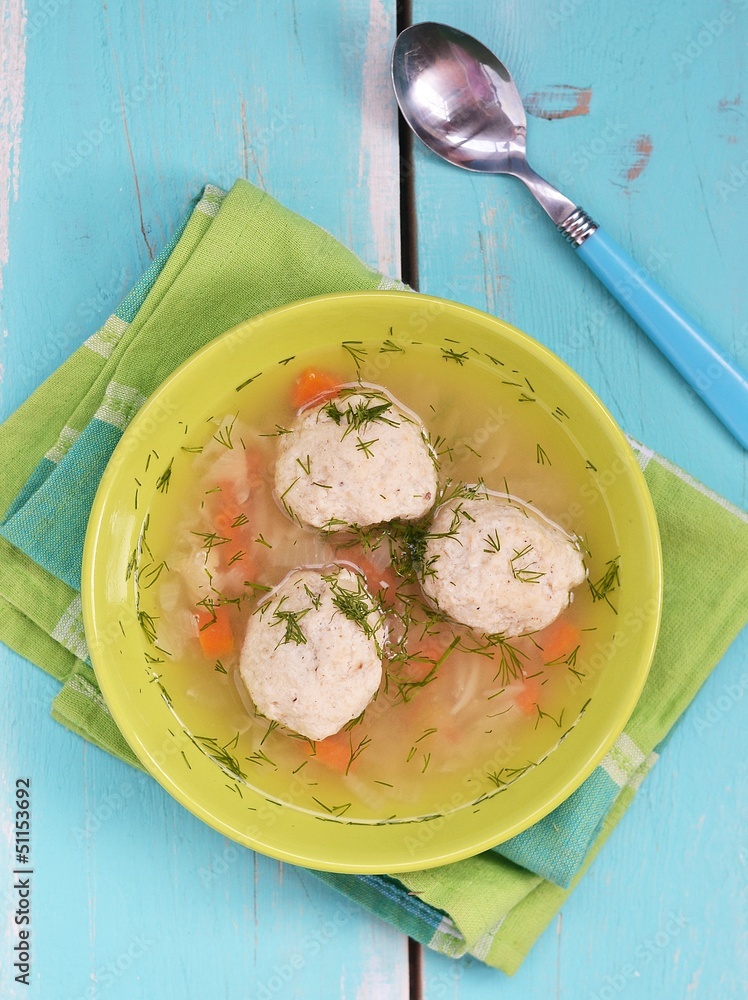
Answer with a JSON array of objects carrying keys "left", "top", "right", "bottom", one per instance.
[
  {"left": 411, "top": 0, "right": 747, "bottom": 996},
  {"left": 0, "top": 2, "right": 411, "bottom": 998}
]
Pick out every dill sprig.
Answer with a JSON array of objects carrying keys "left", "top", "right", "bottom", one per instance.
[
  {"left": 342, "top": 340, "right": 367, "bottom": 369},
  {"left": 196, "top": 733, "right": 246, "bottom": 780},
  {"left": 191, "top": 530, "right": 231, "bottom": 563},
  {"left": 155, "top": 458, "right": 173, "bottom": 493},
  {"left": 139, "top": 560, "right": 168, "bottom": 589},
  {"left": 260, "top": 719, "right": 281, "bottom": 745},
  {"left": 510, "top": 545, "right": 545, "bottom": 584},
  {"left": 355, "top": 436, "right": 378, "bottom": 458},
  {"left": 536, "top": 444, "right": 551, "bottom": 466},
  {"left": 245, "top": 748, "right": 276, "bottom": 768},
  {"left": 346, "top": 734, "right": 372, "bottom": 775},
  {"left": 137, "top": 610, "right": 158, "bottom": 644},
  {"left": 324, "top": 572, "right": 384, "bottom": 642},
  {"left": 214, "top": 414, "right": 238, "bottom": 449},
  {"left": 259, "top": 424, "right": 292, "bottom": 437},
  {"left": 323, "top": 395, "right": 399, "bottom": 437},
  {"left": 380, "top": 338, "right": 405, "bottom": 354},
  {"left": 235, "top": 372, "right": 261, "bottom": 392},
  {"left": 483, "top": 530, "right": 501, "bottom": 554},
  {"left": 588, "top": 556, "right": 621, "bottom": 611},
  {"left": 464, "top": 632, "right": 528, "bottom": 686},
  {"left": 267, "top": 596, "right": 309, "bottom": 646},
  {"left": 441, "top": 347, "right": 469, "bottom": 365}
]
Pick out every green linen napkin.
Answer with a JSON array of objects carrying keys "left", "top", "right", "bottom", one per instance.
[{"left": 1, "top": 180, "right": 747, "bottom": 975}]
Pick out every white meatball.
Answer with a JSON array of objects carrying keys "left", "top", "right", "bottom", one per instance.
[
  {"left": 274, "top": 387, "right": 437, "bottom": 529},
  {"left": 239, "top": 566, "right": 385, "bottom": 740},
  {"left": 420, "top": 494, "right": 586, "bottom": 636}
]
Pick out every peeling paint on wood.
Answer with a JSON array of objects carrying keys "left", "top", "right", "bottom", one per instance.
[
  {"left": 525, "top": 85, "right": 591, "bottom": 121},
  {"left": 0, "top": 0, "right": 26, "bottom": 288}
]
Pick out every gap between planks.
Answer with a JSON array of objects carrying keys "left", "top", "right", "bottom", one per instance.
[{"left": 396, "top": 0, "right": 424, "bottom": 996}]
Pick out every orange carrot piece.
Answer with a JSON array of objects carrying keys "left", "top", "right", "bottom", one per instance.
[
  {"left": 513, "top": 675, "right": 542, "bottom": 715},
  {"left": 291, "top": 369, "right": 341, "bottom": 409},
  {"left": 539, "top": 618, "right": 582, "bottom": 663},
  {"left": 195, "top": 607, "right": 234, "bottom": 658},
  {"left": 308, "top": 731, "right": 351, "bottom": 772},
  {"left": 355, "top": 556, "right": 399, "bottom": 599}
]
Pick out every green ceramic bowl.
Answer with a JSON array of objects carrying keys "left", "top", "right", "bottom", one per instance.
[{"left": 82, "top": 291, "right": 662, "bottom": 873}]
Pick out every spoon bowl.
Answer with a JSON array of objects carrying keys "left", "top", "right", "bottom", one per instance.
[{"left": 392, "top": 22, "right": 527, "bottom": 172}]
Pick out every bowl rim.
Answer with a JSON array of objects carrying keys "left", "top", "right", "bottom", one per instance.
[{"left": 82, "top": 290, "right": 663, "bottom": 873}]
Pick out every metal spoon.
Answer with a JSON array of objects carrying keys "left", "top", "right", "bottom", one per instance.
[{"left": 392, "top": 21, "right": 748, "bottom": 449}]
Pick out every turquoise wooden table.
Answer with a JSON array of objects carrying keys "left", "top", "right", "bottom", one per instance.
[{"left": 1, "top": 1, "right": 746, "bottom": 997}]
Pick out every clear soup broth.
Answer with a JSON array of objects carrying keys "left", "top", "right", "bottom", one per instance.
[{"left": 137, "top": 331, "right": 622, "bottom": 823}]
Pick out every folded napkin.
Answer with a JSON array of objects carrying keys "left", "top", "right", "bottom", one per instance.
[{"left": 2, "top": 180, "right": 747, "bottom": 974}]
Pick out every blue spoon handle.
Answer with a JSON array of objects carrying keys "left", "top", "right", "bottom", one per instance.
[{"left": 574, "top": 226, "right": 748, "bottom": 450}]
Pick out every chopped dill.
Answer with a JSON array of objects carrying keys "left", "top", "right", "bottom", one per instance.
[
  {"left": 518, "top": 392, "right": 535, "bottom": 403},
  {"left": 324, "top": 572, "right": 383, "bottom": 641},
  {"left": 380, "top": 338, "right": 405, "bottom": 354},
  {"left": 586, "top": 460, "right": 598, "bottom": 472},
  {"left": 181, "top": 445, "right": 203, "bottom": 454},
  {"left": 476, "top": 633, "right": 528, "bottom": 685},
  {"left": 254, "top": 534, "right": 272, "bottom": 548},
  {"left": 441, "top": 347, "right": 469, "bottom": 365},
  {"left": 235, "top": 372, "right": 261, "bottom": 391},
  {"left": 245, "top": 748, "right": 276, "bottom": 768},
  {"left": 323, "top": 396, "right": 398, "bottom": 437},
  {"left": 277, "top": 356, "right": 295, "bottom": 366},
  {"left": 231, "top": 512, "right": 249, "bottom": 527},
  {"left": 535, "top": 705, "right": 565, "bottom": 729},
  {"left": 510, "top": 545, "right": 545, "bottom": 584},
  {"left": 227, "top": 550, "right": 245, "bottom": 566},
  {"left": 137, "top": 610, "right": 158, "bottom": 644},
  {"left": 296, "top": 455, "right": 311, "bottom": 475},
  {"left": 588, "top": 556, "right": 621, "bottom": 611},
  {"left": 415, "top": 727, "right": 437, "bottom": 743},
  {"left": 260, "top": 719, "right": 281, "bottom": 745},
  {"left": 268, "top": 596, "right": 309, "bottom": 646},
  {"left": 483, "top": 530, "right": 502, "bottom": 554},
  {"left": 342, "top": 340, "right": 367, "bottom": 369},
  {"left": 191, "top": 530, "right": 231, "bottom": 558},
  {"left": 259, "top": 424, "right": 293, "bottom": 437},
  {"left": 312, "top": 797, "right": 351, "bottom": 817},
  {"left": 303, "top": 584, "right": 322, "bottom": 610},
  {"left": 214, "top": 414, "right": 238, "bottom": 449},
  {"left": 214, "top": 660, "right": 228, "bottom": 674},
  {"left": 346, "top": 735, "right": 372, "bottom": 775},
  {"left": 355, "top": 436, "right": 378, "bottom": 458},
  {"left": 155, "top": 458, "right": 174, "bottom": 493},
  {"left": 196, "top": 734, "right": 246, "bottom": 779},
  {"left": 421, "top": 754, "right": 431, "bottom": 773},
  {"left": 485, "top": 353, "right": 504, "bottom": 366},
  {"left": 140, "top": 560, "right": 168, "bottom": 589},
  {"left": 536, "top": 444, "right": 551, "bottom": 466}
]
